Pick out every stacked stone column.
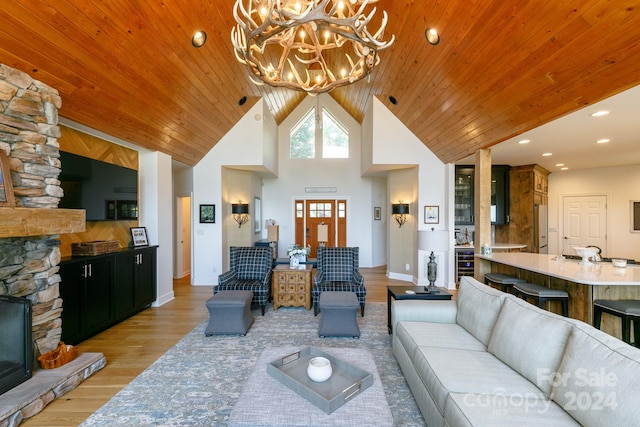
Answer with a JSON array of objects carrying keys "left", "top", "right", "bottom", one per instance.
[{"left": 0, "top": 63, "right": 65, "bottom": 361}]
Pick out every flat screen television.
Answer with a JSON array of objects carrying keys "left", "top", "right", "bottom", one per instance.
[{"left": 59, "top": 151, "right": 138, "bottom": 221}]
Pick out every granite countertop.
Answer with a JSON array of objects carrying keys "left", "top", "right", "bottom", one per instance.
[{"left": 476, "top": 252, "right": 640, "bottom": 285}]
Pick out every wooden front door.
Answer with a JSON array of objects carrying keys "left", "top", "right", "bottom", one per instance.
[{"left": 294, "top": 199, "right": 347, "bottom": 258}]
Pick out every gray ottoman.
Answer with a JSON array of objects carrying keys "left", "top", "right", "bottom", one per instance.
[
  {"left": 205, "top": 290, "right": 254, "bottom": 336},
  {"left": 318, "top": 291, "right": 360, "bottom": 338}
]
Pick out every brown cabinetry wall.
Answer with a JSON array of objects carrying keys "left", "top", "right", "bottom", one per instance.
[{"left": 504, "top": 164, "right": 549, "bottom": 252}]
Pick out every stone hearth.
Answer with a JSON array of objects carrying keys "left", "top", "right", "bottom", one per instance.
[{"left": 0, "top": 354, "right": 106, "bottom": 427}]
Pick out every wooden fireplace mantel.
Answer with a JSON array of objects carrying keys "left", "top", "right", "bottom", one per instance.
[{"left": 0, "top": 208, "right": 85, "bottom": 238}]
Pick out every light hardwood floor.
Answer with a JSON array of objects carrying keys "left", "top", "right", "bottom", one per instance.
[{"left": 21, "top": 266, "right": 414, "bottom": 426}]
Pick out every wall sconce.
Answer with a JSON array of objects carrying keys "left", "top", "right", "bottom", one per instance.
[
  {"left": 392, "top": 203, "right": 409, "bottom": 228},
  {"left": 232, "top": 203, "right": 249, "bottom": 228}
]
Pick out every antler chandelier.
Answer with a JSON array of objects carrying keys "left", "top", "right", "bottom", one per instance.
[{"left": 231, "top": 0, "right": 394, "bottom": 94}]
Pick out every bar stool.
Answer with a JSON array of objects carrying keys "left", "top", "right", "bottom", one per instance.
[
  {"left": 484, "top": 272, "right": 526, "bottom": 293},
  {"left": 513, "top": 282, "right": 569, "bottom": 317},
  {"left": 593, "top": 300, "right": 640, "bottom": 346}
]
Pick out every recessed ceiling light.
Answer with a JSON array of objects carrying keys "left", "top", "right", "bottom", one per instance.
[
  {"left": 555, "top": 163, "right": 564, "bottom": 167},
  {"left": 561, "top": 167, "right": 569, "bottom": 170},
  {"left": 596, "top": 138, "right": 610, "bottom": 144},
  {"left": 590, "top": 110, "right": 610, "bottom": 117},
  {"left": 542, "top": 152, "right": 552, "bottom": 157},
  {"left": 424, "top": 28, "right": 440, "bottom": 45},
  {"left": 518, "top": 139, "right": 530, "bottom": 144},
  {"left": 192, "top": 31, "right": 207, "bottom": 48}
]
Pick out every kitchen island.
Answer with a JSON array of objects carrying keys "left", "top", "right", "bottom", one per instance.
[{"left": 476, "top": 252, "right": 640, "bottom": 340}]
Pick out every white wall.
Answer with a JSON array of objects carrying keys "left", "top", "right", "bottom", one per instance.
[
  {"left": 139, "top": 151, "right": 174, "bottom": 306},
  {"left": 191, "top": 100, "right": 276, "bottom": 286},
  {"left": 548, "top": 164, "right": 640, "bottom": 259},
  {"left": 367, "top": 98, "right": 453, "bottom": 288},
  {"left": 190, "top": 95, "right": 453, "bottom": 286},
  {"left": 371, "top": 177, "right": 387, "bottom": 267},
  {"left": 261, "top": 94, "right": 375, "bottom": 264}
]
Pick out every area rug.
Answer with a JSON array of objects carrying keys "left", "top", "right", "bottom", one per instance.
[{"left": 81, "top": 302, "right": 426, "bottom": 426}]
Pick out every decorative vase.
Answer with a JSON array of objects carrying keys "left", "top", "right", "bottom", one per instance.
[
  {"left": 297, "top": 254, "right": 306, "bottom": 264},
  {"left": 290, "top": 256, "right": 299, "bottom": 267},
  {"left": 307, "top": 357, "right": 332, "bottom": 382}
]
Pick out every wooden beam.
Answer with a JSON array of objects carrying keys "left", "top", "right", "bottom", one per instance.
[{"left": 0, "top": 208, "right": 85, "bottom": 238}]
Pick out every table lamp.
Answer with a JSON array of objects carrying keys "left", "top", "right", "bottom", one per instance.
[{"left": 418, "top": 228, "right": 450, "bottom": 291}]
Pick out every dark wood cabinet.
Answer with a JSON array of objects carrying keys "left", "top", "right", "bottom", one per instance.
[
  {"left": 60, "top": 246, "right": 157, "bottom": 345},
  {"left": 131, "top": 248, "right": 157, "bottom": 308},
  {"left": 59, "top": 256, "right": 115, "bottom": 345},
  {"left": 455, "top": 165, "right": 510, "bottom": 225},
  {"left": 58, "top": 263, "right": 82, "bottom": 344},
  {"left": 114, "top": 248, "right": 157, "bottom": 319},
  {"left": 455, "top": 167, "right": 474, "bottom": 225},
  {"left": 491, "top": 165, "right": 510, "bottom": 225}
]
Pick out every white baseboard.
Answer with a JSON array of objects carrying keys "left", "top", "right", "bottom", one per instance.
[
  {"left": 387, "top": 271, "right": 413, "bottom": 282},
  {"left": 153, "top": 291, "right": 175, "bottom": 307}
]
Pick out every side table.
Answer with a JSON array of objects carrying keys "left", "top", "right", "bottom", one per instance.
[
  {"left": 387, "top": 285, "right": 453, "bottom": 333},
  {"left": 273, "top": 264, "right": 314, "bottom": 310}
]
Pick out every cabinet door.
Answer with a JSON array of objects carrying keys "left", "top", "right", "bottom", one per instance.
[
  {"left": 114, "top": 252, "right": 136, "bottom": 320},
  {"left": 491, "top": 166, "right": 510, "bottom": 225},
  {"left": 135, "top": 248, "right": 157, "bottom": 308},
  {"left": 455, "top": 167, "right": 474, "bottom": 224},
  {"left": 59, "top": 262, "right": 83, "bottom": 345},
  {"left": 83, "top": 257, "right": 115, "bottom": 335}
]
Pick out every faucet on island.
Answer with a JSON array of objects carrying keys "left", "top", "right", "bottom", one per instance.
[{"left": 586, "top": 245, "right": 602, "bottom": 262}]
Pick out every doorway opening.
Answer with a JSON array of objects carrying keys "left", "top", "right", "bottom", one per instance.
[
  {"left": 294, "top": 199, "right": 347, "bottom": 258},
  {"left": 175, "top": 195, "right": 192, "bottom": 280}
]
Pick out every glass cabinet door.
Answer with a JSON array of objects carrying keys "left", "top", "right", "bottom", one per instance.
[{"left": 455, "top": 167, "right": 474, "bottom": 224}]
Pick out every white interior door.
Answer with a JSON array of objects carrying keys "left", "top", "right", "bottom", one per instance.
[
  {"left": 562, "top": 195, "right": 607, "bottom": 256},
  {"left": 174, "top": 196, "right": 191, "bottom": 279}
]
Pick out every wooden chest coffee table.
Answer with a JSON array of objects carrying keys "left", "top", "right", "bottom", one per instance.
[{"left": 272, "top": 264, "right": 314, "bottom": 310}]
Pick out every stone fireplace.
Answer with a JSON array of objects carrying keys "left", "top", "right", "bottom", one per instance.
[
  {"left": 0, "top": 64, "right": 103, "bottom": 426},
  {"left": 0, "top": 63, "right": 68, "bottom": 364}
]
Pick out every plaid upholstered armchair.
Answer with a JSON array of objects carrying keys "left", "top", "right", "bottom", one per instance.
[
  {"left": 312, "top": 246, "right": 366, "bottom": 317},
  {"left": 216, "top": 246, "right": 272, "bottom": 315}
]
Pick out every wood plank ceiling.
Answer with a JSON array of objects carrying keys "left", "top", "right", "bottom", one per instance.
[{"left": 1, "top": 1, "right": 639, "bottom": 166}]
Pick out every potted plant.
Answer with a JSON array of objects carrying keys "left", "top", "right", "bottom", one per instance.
[{"left": 287, "top": 244, "right": 310, "bottom": 267}]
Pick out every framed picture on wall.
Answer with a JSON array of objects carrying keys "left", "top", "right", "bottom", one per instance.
[
  {"left": 424, "top": 206, "right": 439, "bottom": 224},
  {"left": 374, "top": 207, "right": 381, "bottom": 220},
  {"left": 0, "top": 151, "right": 15, "bottom": 207},
  {"left": 199, "top": 204, "right": 215, "bottom": 223}
]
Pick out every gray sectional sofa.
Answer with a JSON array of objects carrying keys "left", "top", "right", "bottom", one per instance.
[{"left": 392, "top": 276, "right": 640, "bottom": 426}]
